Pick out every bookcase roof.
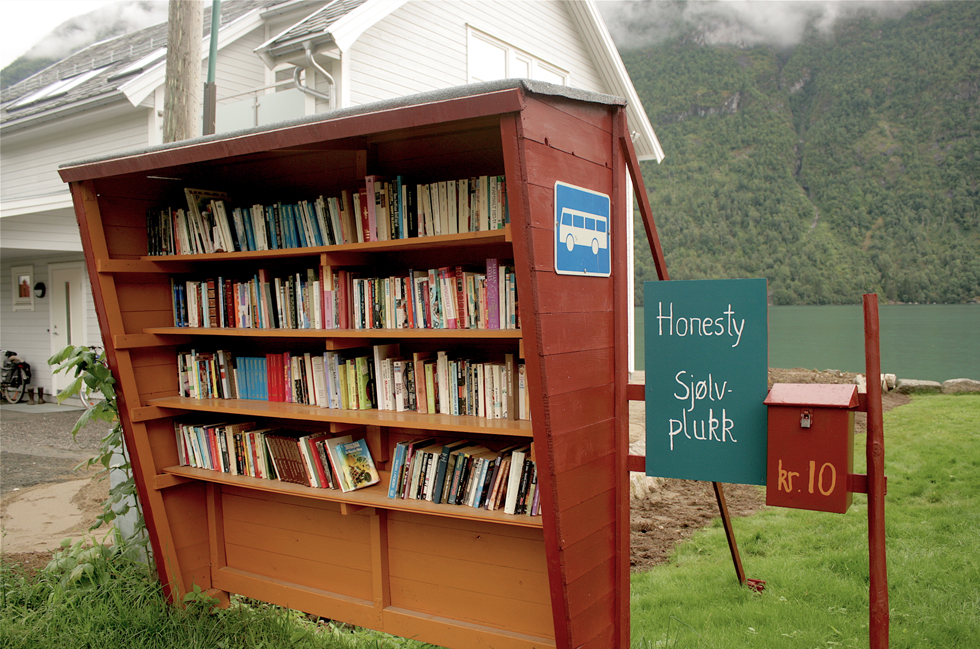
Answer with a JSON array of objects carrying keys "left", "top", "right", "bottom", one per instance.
[{"left": 59, "top": 79, "right": 626, "bottom": 181}]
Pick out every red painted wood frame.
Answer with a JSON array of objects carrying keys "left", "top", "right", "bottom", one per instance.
[{"left": 61, "top": 85, "right": 635, "bottom": 649}]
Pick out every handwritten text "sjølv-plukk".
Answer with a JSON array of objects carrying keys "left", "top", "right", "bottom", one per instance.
[{"left": 667, "top": 371, "right": 736, "bottom": 451}]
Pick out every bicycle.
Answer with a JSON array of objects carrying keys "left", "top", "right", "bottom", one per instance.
[{"left": 2, "top": 350, "right": 32, "bottom": 404}]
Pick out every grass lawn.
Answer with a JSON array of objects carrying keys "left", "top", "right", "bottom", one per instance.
[
  {"left": 3, "top": 395, "right": 977, "bottom": 648},
  {"left": 630, "top": 394, "right": 980, "bottom": 648}
]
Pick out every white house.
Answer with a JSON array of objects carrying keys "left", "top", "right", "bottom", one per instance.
[{"left": 1, "top": 0, "right": 662, "bottom": 400}]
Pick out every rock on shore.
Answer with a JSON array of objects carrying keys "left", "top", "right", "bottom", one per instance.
[{"left": 942, "top": 378, "right": 980, "bottom": 394}]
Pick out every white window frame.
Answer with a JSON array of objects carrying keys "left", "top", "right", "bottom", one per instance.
[{"left": 466, "top": 26, "right": 569, "bottom": 86}]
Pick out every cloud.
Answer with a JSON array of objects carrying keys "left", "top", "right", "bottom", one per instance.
[
  {"left": 23, "top": 0, "right": 167, "bottom": 61},
  {"left": 597, "top": 0, "right": 924, "bottom": 50}
]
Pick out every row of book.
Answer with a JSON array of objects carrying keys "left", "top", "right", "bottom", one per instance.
[
  {"left": 178, "top": 345, "right": 530, "bottom": 421},
  {"left": 171, "top": 259, "right": 518, "bottom": 331},
  {"left": 387, "top": 439, "right": 539, "bottom": 516},
  {"left": 174, "top": 421, "right": 380, "bottom": 492},
  {"left": 147, "top": 176, "right": 508, "bottom": 256}
]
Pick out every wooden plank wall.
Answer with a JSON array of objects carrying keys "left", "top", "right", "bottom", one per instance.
[
  {"left": 503, "top": 95, "right": 627, "bottom": 649},
  {"left": 387, "top": 511, "right": 552, "bottom": 639},
  {"left": 70, "top": 180, "right": 198, "bottom": 601}
]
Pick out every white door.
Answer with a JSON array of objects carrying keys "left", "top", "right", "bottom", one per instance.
[{"left": 48, "top": 263, "right": 87, "bottom": 394}]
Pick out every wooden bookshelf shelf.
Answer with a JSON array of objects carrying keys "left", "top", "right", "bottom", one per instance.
[
  {"left": 126, "top": 227, "right": 514, "bottom": 266},
  {"left": 63, "top": 82, "right": 636, "bottom": 649},
  {"left": 160, "top": 465, "right": 543, "bottom": 529},
  {"left": 142, "top": 326, "right": 522, "bottom": 340},
  {"left": 147, "top": 396, "right": 534, "bottom": 436}
]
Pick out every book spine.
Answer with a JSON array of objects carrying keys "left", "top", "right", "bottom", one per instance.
[{"left": 486, "top": 259, "right": 499, "bottom": 329}]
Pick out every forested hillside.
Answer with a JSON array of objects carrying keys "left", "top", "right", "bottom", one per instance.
[{"left": 623, "top": 1, "right": 979, "bottom": 304}]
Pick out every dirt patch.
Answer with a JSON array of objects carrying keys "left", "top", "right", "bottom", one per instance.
[
  {"left": 630, "top": 480, "right": 764, "bottom": 571},
  {"left": 627, "top": 367, "right": 910, "bottom": 573},
  {"left": 1, "top": 550, "right": 56, "bottom": 579},
  {"left": 0, "top": 407, "right": 108, "bottom": 575}
]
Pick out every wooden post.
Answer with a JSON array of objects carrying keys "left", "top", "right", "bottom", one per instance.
[
  {"left": 620, "top": 133, "right": 757, "bottom": 591},
  {"left": 202, "top": 0, "right": 221, "bottom": 136},
  {"left": 164, "top": 0, "right": 203, "bottom": 143},
  {"left": 863, "top": 295, "right": 889, "bottom": 648}
]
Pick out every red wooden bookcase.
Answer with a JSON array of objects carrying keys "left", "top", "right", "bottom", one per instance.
[{"left": 60, "top": 80, "right": 636, "bottom": 649}]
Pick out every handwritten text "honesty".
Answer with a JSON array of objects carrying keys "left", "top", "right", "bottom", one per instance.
[{"left": 656, "top": 302, "right": 745, "bottom": 348}]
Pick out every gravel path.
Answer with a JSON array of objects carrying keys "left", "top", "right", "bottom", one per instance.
[{"left": 0, "top": 405, "right": 105, "bottom": 496}]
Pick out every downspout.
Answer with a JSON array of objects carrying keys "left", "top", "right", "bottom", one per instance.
[{"left": 293, "top": 41, "right": 334, "bottom": 108}]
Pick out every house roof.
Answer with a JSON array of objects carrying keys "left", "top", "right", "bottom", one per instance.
[
  {"left": 4, "top": 0, "right": 662, "bottom": 161},
  {"left": 255, "top": 0, "right": 663, "bottom": 162},
  {"left": 255, "top": 0, "right": 369, "bottom": 61},
  {"left": 0, "top": 0, "right": 277, "bottom": 131},
  {"left": 61, "top": 78, "right": 629, "bottom": 174}
]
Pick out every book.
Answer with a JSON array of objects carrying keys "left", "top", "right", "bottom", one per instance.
[
  {"left": 265, "top": 433, "right": 312, "bottom": 486},
  {"left": 184, "top": 188, "right": 229, "bottom": 254},
  {"left": 323, "top": 435, "right": 353, "bottom": 490},
  {"left": 354, "top": 356, "right": 373, "bottom": 410},
  {"left": 387, "top": 441, "right": 409, "bottom": 499},
  {"left": 299, "top": 432, "right": 333, "bottom": 488},
  {"left": 397, "top": 437, "right": 434, "bottom": 499},
  {"left": 333, "top": 438, "right": 380, "bottom": 492},
  {"left": 486, "top": 258, "right": 500, "bottom": 329},
  {"left": 431, "top": 440, "right": 471, "bottom": 504},
  {"left": 504, "top": 445, "right": 531, "bottom": 514},
  {"left": 372, "top": 344, "right": 400, "bottom": 411}
]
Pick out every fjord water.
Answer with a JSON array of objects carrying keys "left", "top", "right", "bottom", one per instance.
[{"left": 635, "top": 304, "right": 980, "bottom": 382}]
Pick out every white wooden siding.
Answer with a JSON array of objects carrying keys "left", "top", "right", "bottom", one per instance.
[
  {"left": 0, "top": 253, "right": 98, "bottom": 393},
  {"left": 215, "top": 28, "right": 268, "bottom": 100},
  {"left": 0, "top": 212, "right": 82, "bottom": 252},
  {"left": 347, "top": 0, "right": 605, "bottom": 106},
  {"left": 1, "top": 108, "right": 148, "bottom": 208}
]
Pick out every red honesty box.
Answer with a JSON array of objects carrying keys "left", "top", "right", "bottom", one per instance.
[{"left": 765, "top": 383, "right": 859, "bottom": 513}]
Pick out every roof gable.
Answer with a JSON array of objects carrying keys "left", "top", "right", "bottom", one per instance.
[
  {"left": 256, "top": 0, "right": 663, "bottom": 161},
  {"left": 255, "top": 0, "right": 371, "bottom": 63}
]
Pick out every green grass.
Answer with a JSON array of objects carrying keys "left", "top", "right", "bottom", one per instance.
[
  {"left": 630, "top": 394, "right": 980, "bottom": 648},
  {"left": 0, "top": 540, "right": 435, "bottom": 649},
  {"left": 3, "top": 395, "right": 977, "bottom": 648}
]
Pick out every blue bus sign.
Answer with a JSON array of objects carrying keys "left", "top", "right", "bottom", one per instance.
[{"left": 554, "top": 181, "right": 611, "bottom": 277}]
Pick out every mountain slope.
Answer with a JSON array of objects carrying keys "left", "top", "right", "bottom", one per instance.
[{"left": 625, "top": 1, "right": 980, "bottom": 304}]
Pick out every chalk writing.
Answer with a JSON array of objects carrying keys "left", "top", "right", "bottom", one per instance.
[
  {"left": 645, "top": 278, "right": 769, "bottom": 486},
  {"left": 674, "top": 371, "right": 732, "bottom": 411},
  {"left": 656, "top": 302, "right": 745, "bottom": 348}
]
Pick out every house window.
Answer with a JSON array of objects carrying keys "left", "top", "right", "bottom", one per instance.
[{"left": 467, "top": 27, "right": 568, "bottom": 85}]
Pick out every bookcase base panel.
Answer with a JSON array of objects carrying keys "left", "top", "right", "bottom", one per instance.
[{"left": 203, "top": 485, "right": 555, "bottom": 649}]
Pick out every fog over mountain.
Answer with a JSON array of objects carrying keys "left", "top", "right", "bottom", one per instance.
[
  {"left": 21, "top": 0, "right": 167, "bottom": 62},
  {"left": 598, "top": 0, "right": 922, "bottom": 50}
]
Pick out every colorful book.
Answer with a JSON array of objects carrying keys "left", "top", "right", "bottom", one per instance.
[{"left": 333, "top": 438, "right": 380, "bottom": 492}]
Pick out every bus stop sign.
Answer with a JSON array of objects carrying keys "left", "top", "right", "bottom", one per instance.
[{"left": 554, "top": 181, "right": 611, "bottom": 277}]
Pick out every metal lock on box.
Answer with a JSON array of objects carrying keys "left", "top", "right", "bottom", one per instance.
[{"left": 764, "top": 384, "right": 859, "bottom": 513}]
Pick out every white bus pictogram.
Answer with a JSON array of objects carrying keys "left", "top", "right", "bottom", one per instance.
[{"left": 558, "top": 208, "right": 607, "bottom": 255}]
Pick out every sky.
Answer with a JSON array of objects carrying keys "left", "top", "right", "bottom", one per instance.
[
  {"left": 0, "top": 0, "right": 125, "bottom": 68},
  {"left": 0, "top": 0, "right": 924, "bottom": 71}
]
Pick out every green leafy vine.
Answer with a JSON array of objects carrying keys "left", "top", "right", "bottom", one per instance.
[{"left": 48, "top": 345, "right": 149, "bottom": 558}]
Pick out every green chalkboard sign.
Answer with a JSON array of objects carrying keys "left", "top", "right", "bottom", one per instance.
[{"left": 644, "top": 278, "right": 769, "bottom": 485}]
